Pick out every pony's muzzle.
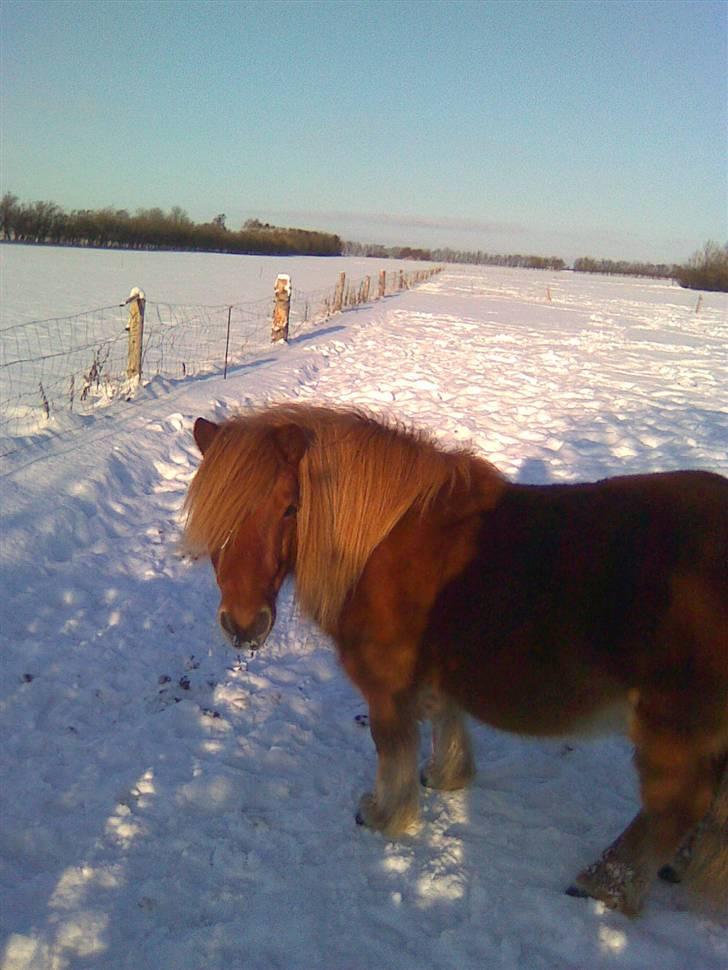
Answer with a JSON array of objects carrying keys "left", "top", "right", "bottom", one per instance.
[{"left": 219, "top": 605, "right": 274, "bottom": 651}]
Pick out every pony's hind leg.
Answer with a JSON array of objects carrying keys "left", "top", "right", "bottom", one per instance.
[
  {"left": 355, "top": 689, "right": 421, "bottom": 837},
  {"left": 421, "top": 695, "right": 476, "bottom": 791},
  {"left": 657, "top": 827, "right": 697, "bottom": 885},
  {"left": 667, "top": 752, "right": 728, "bottom": 907},
  {"left": 567, "top": 811, "right": 652, "bottom": 916},
  {"left": 569, "top": 689, "right": 723, "bottom": 916},
  {"left": 658, "top": 752, "right": 728, "bottom": 887}
]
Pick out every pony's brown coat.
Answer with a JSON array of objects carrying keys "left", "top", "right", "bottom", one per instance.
[{"left": 185, "top": 404, "right": 728, "bottom": 915}]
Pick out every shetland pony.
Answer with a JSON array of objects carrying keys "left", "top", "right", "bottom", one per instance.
[{"left": 184, "top": 404, "right": 728, "bottom": 916}]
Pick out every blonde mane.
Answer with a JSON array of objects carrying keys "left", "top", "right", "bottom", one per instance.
[{"left": 184, "top": 404, "right": 496, "bottom": 629}]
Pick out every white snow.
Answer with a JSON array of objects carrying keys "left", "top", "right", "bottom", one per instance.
[{"left": 1, "top": 252, "right": 726, "bottom": 970}]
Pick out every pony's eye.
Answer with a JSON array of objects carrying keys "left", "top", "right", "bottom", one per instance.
[{"left": 283, "top": 505, "right": 298, "bottom": 518}]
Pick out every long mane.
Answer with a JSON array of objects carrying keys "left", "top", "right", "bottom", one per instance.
[{"left": 184, "top": 404, "right": 498, "bottom": 629}]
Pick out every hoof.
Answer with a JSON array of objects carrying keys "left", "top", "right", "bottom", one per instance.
[
  {"left": 356, "top": 792, "right": 377, "bottom": 831},
  {"left": 565, "top": 884, "right": 589, "bottom": 899},
  {"left": 355, "top": 792, "right": 418, "bottom": 837},
  {"left": 567, "top": 869, "right": 644, "bottom": 917},
  {"left": 658, "top": 864, "right": 682, "bottom": 884}
]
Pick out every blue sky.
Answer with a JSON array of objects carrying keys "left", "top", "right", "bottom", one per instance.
[{"left": 1, "top": 0, "right": 725, "bottom": 262}]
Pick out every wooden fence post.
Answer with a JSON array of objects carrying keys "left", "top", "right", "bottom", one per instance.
[
  {"left": 223, "top": 306, "right": 233, "bottom": 377},
  {"left": 272, "top": 274, "right": 291, "bottom": 342},
  {"left": 378, "top": 269, "right": 386, "bottom": 299},
  {"left": 363, "top": 276, "right": 371, "bottom": 303},
  {"left": 125, "top": 287, "right": 146, "bottom": 380},
  {"left": 334, "top": 272, "right": 346, "bottom": 313}
]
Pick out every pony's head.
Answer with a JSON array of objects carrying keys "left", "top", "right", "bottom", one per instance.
[
  {"left": 185, "top": 415, "right": 310, "bottom": 651},
  {"left": 185, "top": 404, "right": 494, "bottom": 645}
]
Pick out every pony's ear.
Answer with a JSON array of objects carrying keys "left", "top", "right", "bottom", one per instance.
[
  {"left": 193, "top": 417, "right": 220, "bottom": 454},
  {"left": 272, "top": 424, "right": 311, "bottom": 466}
]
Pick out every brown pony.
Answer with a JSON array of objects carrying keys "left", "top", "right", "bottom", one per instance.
[{"left": 184, "top": 404, "right": 728, "bottom": 916}]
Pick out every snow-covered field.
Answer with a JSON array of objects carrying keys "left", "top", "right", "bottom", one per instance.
[
  {"left": 0, "top": 246, "right": 434, "bottom": 327},
  {"left": 0, "top": 246, "right": 435, "bottom": 442},
  {"left": 1, "top": 256, "right": 726, "bottom": 970}
]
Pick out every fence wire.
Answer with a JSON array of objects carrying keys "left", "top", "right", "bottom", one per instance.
[{"left": 0, "top": 266, "right": 441, "bottom": 442}]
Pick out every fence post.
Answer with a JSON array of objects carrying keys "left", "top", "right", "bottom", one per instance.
[
  {"left": 378, "top": 269, "right": 386, "bottom": 299},
  {"left": 223, "top": 306, "right": 233, "bottom": 377},
  {"left": 363, "top": 276, "right": 371, "bottom": 303},
  {"left": 272, "top": 274, "right": 291, "bottom": 342},
  {"left": 125, "top": 287, "right": 146, "bottom": 380},
  {"left": 334, "top": 272, "right": 346, "bottom": 313}
]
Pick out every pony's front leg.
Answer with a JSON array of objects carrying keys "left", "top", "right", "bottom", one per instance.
[
  {"left": 356, "top": 690, "right": 421, "bottom": 837},
  {"left": 421, "top": 695, "right": 476, "bottom": 791}
]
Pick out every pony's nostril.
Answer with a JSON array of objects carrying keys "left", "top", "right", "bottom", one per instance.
[
  {"left": 251, "top": 605, "right": 273, "bottom": 641},
  {"left": 219, "top": 610, "right": 238, "bottom": 640}
]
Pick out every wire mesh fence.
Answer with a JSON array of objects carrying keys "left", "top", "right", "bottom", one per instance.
[
  {"left": 142, "top": 297, "right": 274, "bottom": 382},
  {"left": 0, "top": 303, "right": 132, "bottom": 434},
  {"left": 0, "top": 265, "right": 441, "bottom": 443}
]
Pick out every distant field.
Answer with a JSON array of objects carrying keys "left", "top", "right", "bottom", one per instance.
[{"left": 0, "top": 244, "right": 436, "bottom": 327}]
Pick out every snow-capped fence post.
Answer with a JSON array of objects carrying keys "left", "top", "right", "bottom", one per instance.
[
  {"left": 333, "top": 272, "right": 346, "bottom": 313},
  {"left": 271, "top": 274, "right": 291, "bottom": 342},
  {"left": 378, "top": 269, "right": 386, "bottom": 299},
  {"left": 125, "top": 287, "right": 146, "bottom": 381}
]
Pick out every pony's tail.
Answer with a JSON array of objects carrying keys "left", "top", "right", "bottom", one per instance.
[{"left": 685, "top": 755, "right": 728, "bottom": 919}]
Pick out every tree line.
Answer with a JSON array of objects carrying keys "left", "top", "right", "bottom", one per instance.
[
  {"left": 574, "top": 244, "right": 727, "bottom": 291},
  {"left": 572, "top": 257, "right": 675, "bottom": 279},
  {"left": 3, "top": 193, "right": 725, "bottom": 291},
  {"left": 345, "top": 238, "right": 727, "bottom": 291},
  {"left": 0, "top": 194, "right": 342, "bottom": 257},
  {"left": 343, "top": 240, "right": 566, "bottom": 271},
  {"left": 671, "top": 242, "right": 728, "bottom": 293}
]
